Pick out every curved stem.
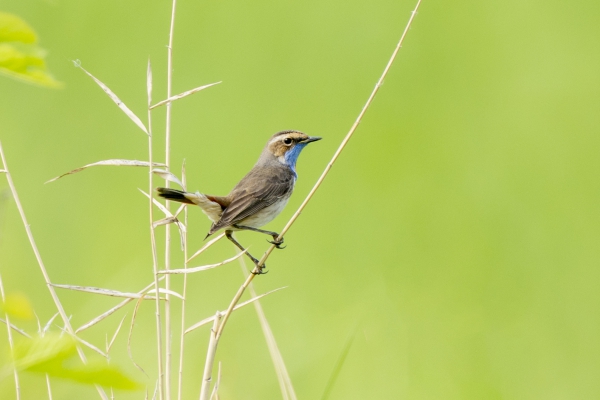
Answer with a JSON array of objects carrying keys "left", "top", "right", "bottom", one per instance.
[
  {"left": 216, "top": 0, "right": 423, "bottom": 340},
  {"left": 164, "top": 2, "right": 177, "bottom": 399},
  {"left": 147, "top": 62, "right": 164, "bottom": 400}
]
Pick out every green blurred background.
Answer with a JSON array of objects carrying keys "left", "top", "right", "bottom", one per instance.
[{"left": 2, "top": 0, "right": 600, "bottom": 398}]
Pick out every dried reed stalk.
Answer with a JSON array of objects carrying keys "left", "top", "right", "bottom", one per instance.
[
  {"left": 198, "top": 1, "right": 423, "bottom": 397},
  {"left": 0, "top": 273, "right": 20, "bottom": 399},
  {"left": 0, "top": 141, "right": 109, "bottom": 400},
  {"left": 164, "top": 3, "right": 178, "bottom": 399},
  {"left": 147, "top": 61, "right": 165, "bottom": 400},
  {"left": 177, "top": 162, "right": 188, "bottom": 400}
]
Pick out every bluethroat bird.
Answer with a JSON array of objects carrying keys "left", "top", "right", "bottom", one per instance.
[{"left": 156, "top": 130, "right": 321, "bottom": 272}]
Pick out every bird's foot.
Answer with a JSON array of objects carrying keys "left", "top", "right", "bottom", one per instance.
[
  {"left": 251, "top": 264, "right": 268, "bottom": 275},
  {"left": 268, "top": 236, "right": 285, "bottom": 249}
]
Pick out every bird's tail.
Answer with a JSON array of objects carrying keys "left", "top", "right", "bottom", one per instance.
[
  {"left": 156, "top": 188, "right": 196, "bottom": 204},
  {"left": 156, "top": 187, "right": 224, "bottom": 223}
]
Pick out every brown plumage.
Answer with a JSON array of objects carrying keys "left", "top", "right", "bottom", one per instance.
[{"left": 156, "top": 130, "right": 321, "bottom": 272}]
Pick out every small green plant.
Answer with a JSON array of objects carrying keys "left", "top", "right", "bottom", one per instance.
[{"left": 0, "top": 12, "right": 61, "bottom": 88}]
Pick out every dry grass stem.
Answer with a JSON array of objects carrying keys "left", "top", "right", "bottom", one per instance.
[
  {"left": 51, "top": 284, "right": 161, "bottom": 300},
  {"left": 34, "top": 312, "right": 42, "bottom": 334},
  {"left": 173, "top": 204, "right": 186, "bottom": 218},
  {"left": 46, "top": 160, "right": 166, "bottom": 184},
  {"left": 1, "top": 143, "right": 74, "bottom": 334},
  {"left": 185, "top": 287, "right": 287, "bottom": 335},
  {"left": 139, "top": 190, "right": 187, "bottom": 245},
  {"left": 152, "top": 169, "right": 184, "bottom": 188},
  {"left": 319, "top": 327, "right": 358, "bottom": 400},
  {"left": 154, "top": 381, "right": 160, "bottom": 400},
  {"left": 0, "top": 273, "right": 21, "bottom": 399},
  {"left": 153, "top": 218, "right": 186, "bottom": 250},
  {"left": 140, "top": 189, "right": 172, "bottom": 216},
  {"left": 152, "top": 216, "right": 179, "bottom": 228},
  {"left": 147, "top": 60, "right": 165, "bottom": 399},
  {"left": 60, "top": 328, "right": 109, "bottom": 359},
  {"left": 73, "top": 60, "right": 148, "bottom": 134},
  {"left": 177, "top": 161, "right": 188, "bottom": 400},
  {"left": 106, "top": 314, "right": 128, "bottom": 355},
  {"left": 159, "top": 251, "right": 246, "bottom": 274},
  {"left": 0, "top": 318, "right": 31, "bottom": 338},
  {"left": 238, "top": 256, "right": 296, "bottom": 400},
  {"left": 199, "top": 313, "right": 220, "bottom": 400},
  {"left": 149, "top": 81, "right": 222, "bottom": 109},
  {"left": 163, "top": 3, "right": 178, "bottom": 396},
  {"left": 43, "top": 312, "right": 59, "bottom": 335},
  {"left": 147, "top": 288, "right": 184, "bottom": 300},
  {"left": 46, "top": 375, "right": 53, "bottom": 400},
  {"left": 209, "top": 362, "right": 222, "bottom": 400},
  {"left": 187, "top": 233, "right": 226, "bottom": 263},
  {"left": 75, "top": 277, "right": 163, "bottom": 333},
  {"left": 127, "top": 295, "right": 148, "bottom": 375},
  {"left": 195, "top": 2, "right": 423, "bottom": 393},
  {"left": 0, "top": 141, "right": 109, "bottom": 400},
  {"left": 255, "top": 0, "right": 424, "bottom": 271}
]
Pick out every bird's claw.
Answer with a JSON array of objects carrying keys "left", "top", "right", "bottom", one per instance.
[
  {"left": 251, "top": 264, "right": 268, "bottom": 275},
  {"left": 268, "top": 236, "right": 285, "bottom": 249}
]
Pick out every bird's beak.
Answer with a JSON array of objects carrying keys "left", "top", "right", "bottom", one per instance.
[{"left": 304, "top": 136, "right": 322, "bottom": 143}]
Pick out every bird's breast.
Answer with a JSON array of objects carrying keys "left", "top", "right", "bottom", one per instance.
[{"left": 237, "top": 195, "right": 291, "bottom": 228}]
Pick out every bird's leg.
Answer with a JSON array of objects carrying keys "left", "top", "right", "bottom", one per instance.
[
  {"left": 232, "top": 224, "right": 285, "bottom": 249},
  {"left": 225, "top": 231, "right": 267, "bottom": 274}
]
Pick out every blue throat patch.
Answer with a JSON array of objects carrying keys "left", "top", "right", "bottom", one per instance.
[{"left": 284, "top": 142, "right": 308, "bottom": 177}]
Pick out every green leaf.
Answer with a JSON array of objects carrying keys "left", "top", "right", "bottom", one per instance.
[
  {"left": 1, "top": 292, "right": 34, "bottom": 320},
  {"left": 0, "top": 12, "right": 62, "bottom": 88},
  {"left": 0, "top": 12, "right": 37, "bottom": 43},
  {"left": 12, "top": 333, "right": 141, "bottom": 391},
  {"left": 49, "top": 360, "right": 142, "bottom": 391},
  {"left": 13, "top": 333, "right": 75, "bottom": 370}
]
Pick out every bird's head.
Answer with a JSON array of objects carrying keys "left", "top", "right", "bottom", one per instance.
[{"left": 263, "top": 130, "right": 322, "bottom": 173}]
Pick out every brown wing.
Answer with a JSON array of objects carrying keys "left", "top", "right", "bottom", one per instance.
[
  {"left": 205, "top": 195, "right": 231, "bottom": 210},
  {"left": 208, "top": 165, "right": 294, "bottom": 234}
]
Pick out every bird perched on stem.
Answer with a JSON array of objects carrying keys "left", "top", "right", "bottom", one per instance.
[{"left": 157, "top": 130, "right": 321, "bottom": 273}]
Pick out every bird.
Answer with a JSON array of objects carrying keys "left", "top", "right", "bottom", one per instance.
[{"left": 156, "top": 130, "right": 321, "bottom": 273}]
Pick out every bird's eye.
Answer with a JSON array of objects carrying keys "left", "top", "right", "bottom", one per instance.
[{"left": 283, "top": 138, "right": 293, "bottom": 145}]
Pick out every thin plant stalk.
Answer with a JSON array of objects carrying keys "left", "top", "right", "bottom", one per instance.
[
  {"left": 0, "top": 318, "right": 30, "bottom": 338},
  {"left": 199, "top": 313, "right": 221, "bottom": 400},
  {"left": 0, "top": 273, "right": 20, "bottom": 400},
  {"left": 319, "top": 327, "right": 358, "bottom": 400},
  {"left": 209, "top": 362, "right": 222, "bottom": 400},
  {"left": 197, "top": 1, "right": 423, "bottom": 394},
  {"left": 46, "top": 374, "right": 53, "bottom": 400},
  {"left": 75, "top": 277, "right": 164, "bottom": 333},
  {"left": 164, "top": 2, "right": 178, "bottom": 399},
  {"left": 0, "top": 141, "right": 109, "bottom": 400},
  {"left": 147, "top": 61, "right": 165, "bottom": 400},
  {"left": 177, "top": 162, "right": 188, "bottom": 400},
  {"left": 238, "top": 256, "right": 296, "bottom": 400},
  {"left": 217, "top": 0, "right": 422, "bottom": 339}
]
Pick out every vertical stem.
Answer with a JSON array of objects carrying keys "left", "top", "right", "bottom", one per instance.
[
  {"left": 201, "top": 0, "right": 424, "bottom": 388},
  {"left": 239, "top": 256, "right": 296, "bottom": 400},
  {"left": 46, "top": 375, "right": 53, "bottom": 400},
  {"left": 274, "top": 0, "right": 423, "bottom": 244},
  {"left": 0, "top": 273, "right": 20, "bottom": 400},
  {"left": 199, "top": 313, "right": 221, "bottom": 400},
  {"left": 147, "top": 62, "right": 165, "bottom": 400},
  {"left": 0, "top": 141, "right": 108, "bottom": 400},
  {"left": 215, "top": 273, "right": 255, "bottom": 340},
  {"left": 177, "top": 162, "right": 188, "bottom": 400},
  {"left": 164, "top": 2, "right": 177, "bottom": 399}
]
